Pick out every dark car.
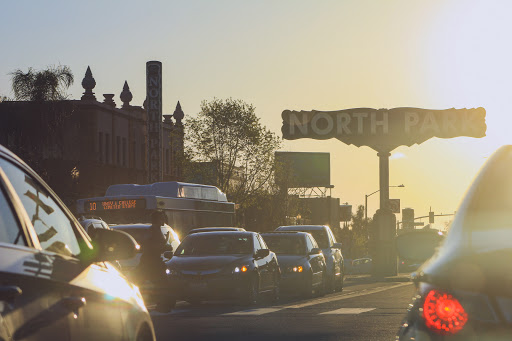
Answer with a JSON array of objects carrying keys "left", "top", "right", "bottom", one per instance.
[
  {"left": 397, "top": 145, "right": 512, "bottom": 340},
  {"left": 0, "top": 145, "right": 155, "bottom": 340},
  {"left": 275, "top": 225, "right": 344, "bottom": 292},
  {"left": 187, "top": 227, "right": 246, "bottom": 235},
  {"left": 166, "top": 231, "right": 280, "bottom": 305},
  {"left": 261, "top": 231, "right": 326, "bottom": 297}
]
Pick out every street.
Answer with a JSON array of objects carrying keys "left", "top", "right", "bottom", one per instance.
[{"left": 151, "top": 275, "right": 414, "bottom": 341}]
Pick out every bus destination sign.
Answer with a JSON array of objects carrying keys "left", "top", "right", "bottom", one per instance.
[{"left": 85, "top": 199, "right": 146, "bottom": 212}]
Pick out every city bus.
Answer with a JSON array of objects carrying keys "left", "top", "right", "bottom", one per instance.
[{"left": 76, "top": 181, "right": 236, "bottom": 237}]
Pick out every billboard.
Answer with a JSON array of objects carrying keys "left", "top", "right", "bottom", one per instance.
[{"left": 275, "top": 151, "right": 330, "bottom": 188}]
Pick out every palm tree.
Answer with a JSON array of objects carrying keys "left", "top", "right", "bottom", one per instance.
[{"left": 10, "top": 65, "right": 74, "bottom": 102}]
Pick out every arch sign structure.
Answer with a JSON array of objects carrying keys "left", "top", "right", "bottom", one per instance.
[{"left": 281, "top": 107, "right": 486, "bottom": 276}]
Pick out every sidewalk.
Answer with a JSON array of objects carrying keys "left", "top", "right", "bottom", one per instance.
[{"left": 345, "top": 272, "right": 412, "bottom": 283}]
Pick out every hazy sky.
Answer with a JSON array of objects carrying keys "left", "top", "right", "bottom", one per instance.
[{"left": 2, "top": 0, "right": 511, "bottom": 228}]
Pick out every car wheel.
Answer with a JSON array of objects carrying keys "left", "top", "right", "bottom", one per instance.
[
  {"left": 335, "top": 272, "right": 344, "bottom": 292},
  {"left": 303, "top": 271, "right": 314, "bottom": 298},
  {"left": 241, "top": 277, "right": 259, "bottom": 306},
  {"left": 155, "top": 297, "right": 176, "bottom": 313},
  {"left": 186, "top": 299, "right": 202, "bottom": 306},
  {"left": 317, "top": 269, "right": 327, "bottom": 296},
  {"left": 272, "top": 275, "right": 280, "bottom": 303}
]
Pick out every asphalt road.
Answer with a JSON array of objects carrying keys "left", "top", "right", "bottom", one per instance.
[{"left": 151, "top": 276, "right": 415, "bottom": 341}]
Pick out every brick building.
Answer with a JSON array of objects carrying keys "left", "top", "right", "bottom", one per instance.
[{"left": 0, "top": 65, "right": 185, "bottom": 210}]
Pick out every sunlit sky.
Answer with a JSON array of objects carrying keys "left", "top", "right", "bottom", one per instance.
[{"left": 1, "top": 0, "right": 511, "bottom": 228}]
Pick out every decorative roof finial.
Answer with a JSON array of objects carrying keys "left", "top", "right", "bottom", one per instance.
[
  {"left": 81, "top": 66, "right": 96, "bottom": 101},
  {"left": 173, "top": 101, "right": 184, "bottom": 125},
  {"left": 120, "top": 81, "right": 133, "bottom": 108}
]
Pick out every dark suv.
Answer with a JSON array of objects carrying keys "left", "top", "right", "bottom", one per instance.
[{"left": 275, "top": 225, "right": 344, "bottom": 292}]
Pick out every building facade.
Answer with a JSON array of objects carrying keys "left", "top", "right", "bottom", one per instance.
[{"left": 0, "top": 65, "right": 185, "bottom": 210}]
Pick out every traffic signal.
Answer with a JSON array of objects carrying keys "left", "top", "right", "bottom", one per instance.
[
  {"left": 402, "top": 208, "right": 414, "bottom": 229},
  {"left": 429, "top": 211, "right": 435, "bottom": 224}
]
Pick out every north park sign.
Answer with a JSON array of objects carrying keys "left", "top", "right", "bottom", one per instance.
[{"left": 282, "top": 107, "right": 486, "bottom": 152}]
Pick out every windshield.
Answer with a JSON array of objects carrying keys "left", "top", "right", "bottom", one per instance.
[
  {"left": 175, "top": 234, "right": 253, "bottom": 256},
  {"left": 262, "top": 235, "right": 306, "bottom": 255}
]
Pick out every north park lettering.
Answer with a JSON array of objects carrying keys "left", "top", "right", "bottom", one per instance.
[{"left": 281, "top": 107, "right": 486, "bottom": 151}]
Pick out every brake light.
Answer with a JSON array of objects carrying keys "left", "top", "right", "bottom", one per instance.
[{"left": 423, "top": 289, "right": 468, "bottom": 335}]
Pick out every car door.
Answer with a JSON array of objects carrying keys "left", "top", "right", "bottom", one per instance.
[
  {"left": 0, "top": 164, "right": 73, "bottom": 340},
  {"left": 306, "top": 235, "right": 324, "bottom": 286},
  {"left": 252, "top": 235, "right": 270, "bottom": 290},
  {"left": 0, "top": 157, "right": 126, "bottom": 341},
  {"left": 327, "top": 228, "right": 343, "bottom": 276}
]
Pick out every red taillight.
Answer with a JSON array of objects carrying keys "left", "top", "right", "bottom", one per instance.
[{"left": 423, "top": 289, "right": 468, "bottom": 335}]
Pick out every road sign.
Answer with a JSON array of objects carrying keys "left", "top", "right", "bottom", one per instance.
[{"left": 388, "top": 199, "right": 400, "bottom": 213}]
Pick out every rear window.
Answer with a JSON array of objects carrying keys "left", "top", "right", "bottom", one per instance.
[{"left": 262, "top": 235, "right": 306, "bottom": 255}]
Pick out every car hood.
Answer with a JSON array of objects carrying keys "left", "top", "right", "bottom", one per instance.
[
  {"left": 276, "top": 255, "right": 308, "bottom": 268},
  {"left": 166, "top": 254, "right": 250, "bottom": 272}
]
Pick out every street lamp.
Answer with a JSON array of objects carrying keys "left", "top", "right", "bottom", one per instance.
[{"left": 365, "top": 184, "right": 404, "bottom": 222}]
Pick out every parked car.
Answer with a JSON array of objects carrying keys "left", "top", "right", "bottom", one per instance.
[
  {"left": 350, "top": 257, "right": 372, "bottom": 274},
  {"left": 397, "top": 145, "right": 512, "bottom": 340},
  {"left": 187, "top": 227, "right": 246, "bottom": 235},
  {"left": 275, "top": 225, "right": 344, "bottom": 292},
  {"left": 0, "top": 144, "right": 155, "bottom": 340},
  {"left": 166, "top": 231, "right": 280, "bottom": 305},
  {"left": 261, "top": 231, "right": 326, "bottom": 297}
]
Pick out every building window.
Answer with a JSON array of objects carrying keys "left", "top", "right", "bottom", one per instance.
[
  {"left": 122, "top": 138, "right": 127, "bottom": 167},
  {"left": 116, "top": 136, "right": 121, "bottom": 166},
  {"left": 105, "top": 133, "right": 110, "bottom": 164},
  {"left": 98, "top": 132, "right": 103, "bottom": 163}
]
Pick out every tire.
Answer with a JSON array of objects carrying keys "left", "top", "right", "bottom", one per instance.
[
  {"left": 155, "top": 297, "right": 176, "bottom": 313},
  {"left": 335, "top": 272, "right": 344, "bottom": 292},
  {"left": 241, "top": 277, "right": 259, "bottom": 306},
  {"left": 317, "top": 270, "right": 327, "bottom": 297},
  {"left": 272, "top": 275, "right": 280, "bottom": 303},
  {"left": 303, "top": 272, "right": 314, "bottom": 298},
  {"left": 186, "top": 299, "right": 202, "bottom": 306}
]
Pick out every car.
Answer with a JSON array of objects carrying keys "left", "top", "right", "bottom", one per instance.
[
  {"left": 396, "top": 145, "right": 512, "bottom": 340},
  {"left": 260, "top": 231, "right": 327, "bottom": 297},
  {"left": 275, "top": 225, "right": 344, "bottom": 292},
  {"left": 77, "top": 215, "right": 110, "bottom": 235},
  {"left": 110, "top": 223, "right": 180, "bottom": 275},
  {"left": 78, "top": 216, "right": 123, "bottom": 269},
  {"left": 166, "top": 231, "right": 280, "bottom": 305},
  {"left": 350, "top": 257, "right": 372, "bottom": 274},
  {"left": 187, "top": 227, "right": 246, "bottom": 235},
  {"left": 0, "top": 144, "right": 156, "bottom": 341}
]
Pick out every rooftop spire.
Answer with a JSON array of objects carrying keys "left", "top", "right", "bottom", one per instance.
[{"left": 81, "top": 66, "right": 96, "bottom": 101}]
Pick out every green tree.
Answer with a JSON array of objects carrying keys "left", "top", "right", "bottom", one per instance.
[
  {"left": 338, "top": 205, "right": 371, "bottom": 259},
  {"left": 10, "top": 65, "right": 73, "bottom": 102},
  {"left": 185, "top": 98, "right": 282, "bottom": 219}
]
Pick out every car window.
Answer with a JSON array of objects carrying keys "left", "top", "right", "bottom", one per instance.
[
  {"left": 253, "top": 235, "right": 262, "bottom": 251},
  {"left": 0, "top": 184, "right": 26, "bottom": 246},
  {"left": 257, "top": 235, "right": 268, "bottom": 249},
  {"left": 0, "top": 159, "right": 81, "bottom": 257},
  {"left": 176, "top": 234, "right": 253, "bottom": 255},
  {"left": 308, "top": 230, "right": 329, "bottom": 249},
  {"left": 325, "top": 228, "right": 334, "bottom": 247},
  {"left": 304, "top": 235, "right": 314, "bottom": 252}
]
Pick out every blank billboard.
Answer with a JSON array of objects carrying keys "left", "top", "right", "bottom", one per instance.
[{"left": 275, "top": 151, "right": 330, "bottom": 188}]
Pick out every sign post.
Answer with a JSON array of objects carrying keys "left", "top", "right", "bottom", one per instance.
[
  {"left": 146, "top": 61, "right": 163, "bottom": 184},
  {"left": 282, "top": 106, "right": 486, "bottom": 277}
]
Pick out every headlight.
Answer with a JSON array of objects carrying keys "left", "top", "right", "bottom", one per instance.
[
  {"left": 288, "top": 266, "right": 303, "bottom": 273},
  {"left": 233, "top": 265, "right": 249, "bottom": 274}
]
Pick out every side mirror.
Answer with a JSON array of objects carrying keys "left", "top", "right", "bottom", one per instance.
[
  {"left": 309, "top": 248, "right": 322, "bottom": 255},
  {"left": 333, "top": 242, "right": 342, "bottom": 249},
  {"left": 90, "top": 229, "right": 138, "bottom": 262},
  {"left": 163, "top": 251, "right": 174, "bottom": 259},
  {"left": 164, "top": 244, "right": 174, "bottom": 252},
  {"left": 255, "top": 249, "right": 270, "bottom": 259}
]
